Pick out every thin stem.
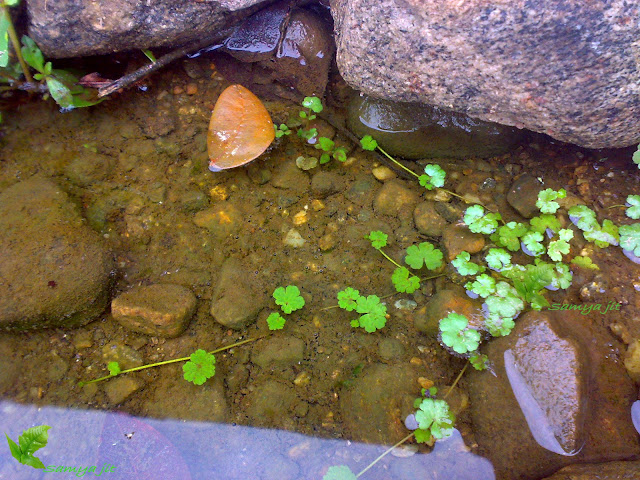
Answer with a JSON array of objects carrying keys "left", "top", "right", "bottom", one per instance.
[
  {"left": 79, "top": 336, "right": 263, "bottom": 386},
  {"left": 377, "top": 248, "right": 402, "bottom": 269},
  {"left": 377, "top": 146, "right": 420, "bottom": 179},
  {"left": 356, "top": 432, "right": 415, "bottom": 478},
  {"left": 2, "top": 5, "right": 32, "bottom": 83},
  {"left": 607, "top": 204, "right": 625, "bottom": 209},
  {"left": 444, "top": 363, "right": 469, "bottom": 400}
]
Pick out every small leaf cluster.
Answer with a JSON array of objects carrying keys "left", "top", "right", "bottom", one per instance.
[
  {"left": 5, "top": 425, "right": 51, "bottom": 469},
  {"left": 322, "top": 465, "right": 358, "bottom": 480},
  {"left": 439, "top": 313, "right": 481, "bottom": 354},
  {"left": 419, "top": 164, "right": 446, "bottom": 191},
  {"left": 413, "top": 396, "right": 455, "bottom": 444},
  {"left": 268, "top": 285, "right": 306, "bottom": 330},
  {"left": 274, "top": 123, "right": 291, "bottom": 138},
  {"left": 367, "top": 230, "right": 443, "bottom": 294},
  {"left": 337, "top": 287, "right": 387, "bottom": 333},
  {"left": 183, "top": 349, "right": 216, "bottom": 385},
  {"left": 463, "top": 205, "right": 501, "bottom": 234}
]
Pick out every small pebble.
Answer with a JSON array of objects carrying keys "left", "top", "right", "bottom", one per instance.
[
  {"left": 372, "top": 166, "right": 396, "bottom": 181},
  {"left": 293, "top": 210, "right": 309, "bottom": 226},
  {"left": 173, "top": 86, "right": 184, "bottom": 95},
  {"left": 186, "top": 83, "right": 198, "bottom": 95},
  {"left": 284, "top": 229, "right": 305, "bottom": 247}
]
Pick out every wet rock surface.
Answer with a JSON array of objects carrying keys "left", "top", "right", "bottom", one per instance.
[
  {"left": 111, "top": 284, "right": 197, "bottom": 338},
  {"left": 210, "top": 257, "right": 267, "bottom": 329},
  {"left": 340, "top": 364, "right": 418, "bottom": 444},
  {"left": 540, "top": 460, "right": 640, "bottom": 480},
  {"left": 413, "top": 201, "right": 448, "bottom": 237},
  {"left": 507, "top": 174, "right": 545, "bottom": 218},
  {"left": 468, "top": 310, "right": 640, "bottom": 480},
  {"left": 0, "top": 178, "right": 113, "bottom": 331},
  {"left": 332, "top": 0, "right": 640, "bottom": 148},
  {"left": 442, "top": 224, "right": 485, "bottom": 260},
  {"left": 348, "top": 94, "right": 523, "bottom": 159},
  {"left": 414, "top": 288, "right": 481, "bottom": 336},
  {"left": 252, "top": 336, "right": 305, "bottom": 368},
  {"left": 28, "top": 0, "right": 268, "bottom": 58},
  {"left": 144, "top": 374, "right": 229, "bottom": 422}
]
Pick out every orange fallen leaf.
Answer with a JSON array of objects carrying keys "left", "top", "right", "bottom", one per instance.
[{"left": 207, "top": 84, "right": 275, "bottom": 172}]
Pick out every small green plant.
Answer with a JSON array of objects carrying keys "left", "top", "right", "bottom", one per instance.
[
  {"left": 0, "top": 1, "right": 101, "bottom": 109},
  {"left": 274, "top": 123, "right": 291, "bottom": 138},
  {"left": 633, "top": 145, "right": 640, "bottom": 169},
  {"left": 463, "top": 205, "right": 501, "bottom": 235},
  {"left": 570, "top": 255, "right": 599, "bottom": 270},
  {"left": 439, "top": 313, "right": 480, "bottom": 354},
  {"left": 536, "top": 188, "right": 566, "bottom": 214},
  {"left": 625, "top": 195, "right": 640, "bottom": 220},
  {"left": 79, "top": 337, "right": 259, "bottom": 387},
  {"left": 452, "top": 251, "right": 486, "bottom": 276},
  {"left": 413, "top": 397, "right": 455, "bottom": 443},
  {"left": 490, "top": 221, "right": 528, "bottom": 251},
  {"left": 182, "top": 349, "right": 216, "bottom": 385},
  {"left": 107, "top": 361, "right": 121, "bottom": 377},
  {"left": 5, "top": 425, "right": 51, "bottom": 469},
  {"left": 273, "top": 285, "right": 305, "bottom": 314},
  {"left": 337, "top": 288, "right": 388, "bottom": 333},
  {"left": 266, "top": 312, "right": 286, "bottom": 330}
]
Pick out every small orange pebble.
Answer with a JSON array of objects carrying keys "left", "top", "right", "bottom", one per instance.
[
  {"left": 173, "top": 85, "right": 184, "bottom": 95},
  {"left": 186, "top": 83, "right": 198, "bottom": 95},
  {"left": 410, "top": 357, "right": 423, "bottom": 365},
  {"left": 418, "top": 377, "right": 434, "bottom": 390},
  {"left": 462, "top": 168, "right": 472, "bottom": 175}
]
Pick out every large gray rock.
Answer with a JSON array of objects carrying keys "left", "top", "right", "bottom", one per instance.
[
  {"left": 0, "top": 178, "right": 113, "bottom": 331},
  {"left": 540, "top": 461, "right": 640, "bottom": 480},
  {"left": 28, "top": 0, "right": 271, "bottom": 58},
  {"left": 468, "top": 310, "right": 640, "bottom": 480},
  {"left": 332, "top": 0, "right": 640, "bottom": 148}
]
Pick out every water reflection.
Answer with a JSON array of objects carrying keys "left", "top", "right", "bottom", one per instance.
[{"left": 0, "top": 401, "right": 494, "bottom": 480}]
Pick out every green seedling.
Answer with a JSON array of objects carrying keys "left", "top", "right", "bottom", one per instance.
[
  {"left": 405, "top": 242, "right": 443, "bottom": 270},
  {"left": 5, "top": 425, "right": 50, "bottom": 469},
  {"left": 413, "top": 397, "right": 455, "bottom": 443},
  {"left": 490, "top": 221, "right": 528, "bottom": 251},
  {"left": 568, "top": 204, "right": 599, "bottom": 231},
  {"left": 273, "top": 285, "right": 305, "bottom": 314},
  {"left": 141, "top": 49, "right": 156, "bottom": 63},
  {"left": 582, "top": 219, "right": 619, "bottom": 247},
  {"left": 536, "top": 188, "right": 566, "bottom": 214},
  {"left": 367, "top": 230, "right": 421, "bottom": 293},
  {"left": 625, "top": 195, "right": 640, "bottom": 220},
  {"left": 521, "top": 230, "right": 545, "bottom": 256},
  {"left": 439, "top": 313, "right": 480, "bottom": 354},
  {"left": 79, "top": 337, "right": 260, "bottom": 386},
  {"left": 337, "top": 287, "right": 360, "bottom": 311},
  {"left": 485, "top": 248, "right": 511, "bottom": 272},
  {"left": 107, "top": 361, "right": 121, "bottom": 376},
  {"left": 452, "top": 251, "right": 486, "bottom": 276},
  {"left": 529, "top": 214, "right": 562, "bottom": 234},
  {"left": 620, "top": 223, "right": 640, "bottom": 256},
  {"left": 547, "top": 229, "right": 574, "bottom": 261},
  {"left": 465, "top": 273, "right": 496, "bottom": 298},
  {"left": 323, "top": 466, "right": 358, "bottom": 480},
  {"left": 182, "top": 349, "right": 216, "bottom": 385},
  {"left": 570, "top": 256, "right": 599, "bottom": 270},
  {"left": 469, "top": 353, "right": 489, "bottom": 371},
  {"left": 274, "top": 123, "right": 291, "bottom": 138},
  {"left": 266, "top": 312, "right": 286, "bottom": 330},
  {"left": 633, "top": 145, "right": 640, "bottom": 169},
  {"left": 419, "top": 164, "right": 446, "bottom": 190},
  {"left": 352, "top": 295, "right": 387, "bottom": 333},
  {"left": 463, "top": 205, "right": 501, "bottom": 234}
]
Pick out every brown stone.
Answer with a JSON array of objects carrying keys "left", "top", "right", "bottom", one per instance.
[
  {"left": 111, "top": 284, "right": 196, "bottom": 338},
  {"left": 442, "top": 224, "right": 485, "bottom": 260}
]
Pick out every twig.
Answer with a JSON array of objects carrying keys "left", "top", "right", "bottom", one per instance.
[
  {"left": 97, "top": 29, "right": 233, "bottom": 98},
  {"left": 2, "top": 4, "right": 32, "bottom": 83}
]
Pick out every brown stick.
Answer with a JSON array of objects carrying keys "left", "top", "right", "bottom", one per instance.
[{"left": 97, "top": 30, "right": 233, "bottom": 98}]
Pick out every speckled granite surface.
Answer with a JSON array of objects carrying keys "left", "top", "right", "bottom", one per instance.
[{"left": 332, "top": 0, "right": 640, "bottom": 148}]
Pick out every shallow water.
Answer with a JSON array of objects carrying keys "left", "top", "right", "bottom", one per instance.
[{"left": 0, "top": 56, "right": 638, "bottom": 479}]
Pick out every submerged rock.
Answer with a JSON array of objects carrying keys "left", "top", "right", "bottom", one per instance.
[
  {"left": 340, "top": 364, "right": 418, "bottom": 444},
  {"left": 348, "top": 94, "right": 523, "bottom": 159},
  {"left": 540, "top": 460, "right": 640, "bottom": 480},
  {"left": 210, "top": 257, "right": 267, "bottom": 329},
  {"left": 0, "top": 178, "right": 113, "bottom": 331},
  {"left": 333, "top": 0, "right": 640, "bottom": 148},
  {"left": 111, "top": 284, "right": 197, "bottom": 338},
  {"left": 468, "top": 310, "right": 640, "bottom": 480}
]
